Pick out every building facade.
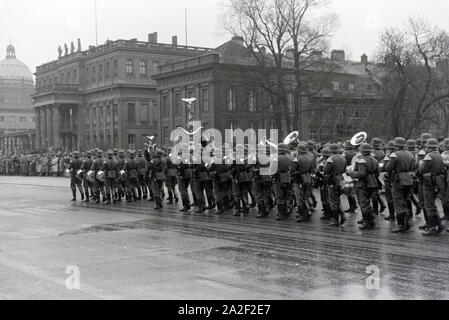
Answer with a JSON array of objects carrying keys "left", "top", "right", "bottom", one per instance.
[
  {"left": 0, "top": 44, "right": 36, "bottom": 154},
  {"left": 153, "top": 37, "right": 388, "bottom": 146},
  {"left": 33, "top": 34, "right": 212, "bottom": 152}
]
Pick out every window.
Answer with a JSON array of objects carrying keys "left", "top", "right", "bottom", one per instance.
[
  {"left": 92, "top": 66, "right": 96, "bottom": 81},
  {"left": 162, "top": 95, "right": 169, "bottom": 117},
  {"left": 113, "top": 60, "right": 118, "bottom": 76},
  {"left": 348, "top": 81, "right": 355, "bottom": 91},
  {"left": 139, "top": 60, "right": 147, "bottom": 76},
  {"left": 153, "top": 62, "right": 159, "bottom": 74},
  {"left": 332, "top": 81, "right": 339, "bottom": 91},
  {"left": 163, "top": 127, "right": 169, "bottom": 145},
  {"left": 249, "top": 90, "right": 256, "bottom": 112},
  {"left": 140, "top": 104, "right": 149, "bottom": 122},
  {"left": 99, "top": 64, "right": 103, "bottom": 80},
  {"left": 106, "top": 62, "right": 110, "bottom": 78},
  {"left": 227, "top": 88, "right": 235, "bottom": 111},
  {"left": 86, "top": 107, "right": 90, "bottom": 126},
  {"left": 113, "top": 104, "right": 118, "bottom": 123},
  {"left": 66, "top": 71, "right": 71, "bottom": 84},
  {"left": 174, "top": 92, "right": 182, "bottom": 116},
  {"left": 227, "top": 121, "right": 237, "bottom": 130},
  {"left": 128, "top": 134, "right": 136, "bottom": 150},
  {"left": 150, "top": 102, "right": 157, "bottom": 123},
  {"left": 73, "top": 70, "right": 77, "bottom": 84},
  {"left": 99, "top": 106, "right": 104, "bottom": 125},
  {"left": 126, "top": 59, "right": 134, "bottom": 75},
  {"left": 106, "top": 105, "right": 111, "bottom": 123},
  {"left": 85, "top": 68, "right": 89, "bottom": 84},
  {"left": 287, "top": 92, "right": 294, "bottom": 113},
  {"left": 92, "top": 107, "right": 97, "bottom": 123},
  {"left": 201, "top": 88, "right": 209, "bottom": 112},
  {"left": 128, "top": 103, "right": 136, "bottom": 122}
]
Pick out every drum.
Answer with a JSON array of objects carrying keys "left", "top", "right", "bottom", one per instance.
[
  {"left": 87, "top": 170, "right": 96, "bottom": 183},
  {"left": 119, "top": 170, "right": 127, "bottom": 182},
  {"left": 76, "top": 169, "right": 84, "bottom": 180},
  {"left": 63, "top": 169, "right": 72, "bottom": 178},
  {"left": 97, "top": 170, "right": 106, "bottom": 183}
]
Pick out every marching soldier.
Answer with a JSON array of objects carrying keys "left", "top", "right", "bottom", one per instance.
[
  {"left": 385, "top": 137, "right": 415, "bottom": 233},
  {"left": 123, "top": 151, "right": 139, "bottom": 203},
  {"left": 166, "top": 149, "right": 179, "bottom": 205},
  {"left": 407, "top": 139, "right": 422, "bottom": 216},
  {"left": 178, "top": 144, "right": 196, "bottom": 213},
  {"left": 231, "top": 145, "right": 251, "bottom": 216},
  {"left": 149, "top": 149, "right": 167, "bottom": 210},
  {"left": 381, "top": 141, "right": 397, "bottom": 221},
  {"left": 316, "top": 148, "right": 332, "bottom": 220},
  {"left": 273, "top": 143, "right": 293, "bottom": 220},
  {"left": 418, "top": 138, "right": 446, "bottom": 236},
  {"left": 193, "top": 150, "right": 215, "bottom": 213},
  {"left": 348, "top": 143, "right": 380, "bottom": 230},
  {"left": 116, "top": 150, "right": 127, "bottom": 202},
  {"left": 371, "top": 138, "right": 387, "bottom": 215},
  {"left": 91, "top": 150, "right": 106, "bottom": 204},
  {"left": 103, "top": 150, "right": 118, "bottom": 205},
  {"left": 81, "top": 151, "right": 94, "bottom": 203},
  {"left": 291, "top": 143, "right": 314, "bottom": 222},
  {"left": 251, "top": 147, "right": 274, "bottom": 218},
  {"left": 136, "top": 149, "right": 148, "bottom": 201},
  {"left": 343, "top": 140, "right": 358, "bottom": 213},
  {"left": 323, "top": 144, "right": 347, "bottom": 226},
  {"left": 68, "top": 151, "right": 84, "bottom": 202}
]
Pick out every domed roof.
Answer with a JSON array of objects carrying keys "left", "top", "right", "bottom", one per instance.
[{"left": 0, "top": 44, "right": 33, "bottom": 82}]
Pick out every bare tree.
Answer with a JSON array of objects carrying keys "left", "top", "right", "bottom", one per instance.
[
  {"left": 375, "top": 17, "right": 449, "bottom": 138},
  {"left": 223, "top": 0, "right": 337, "bottom": 137}
]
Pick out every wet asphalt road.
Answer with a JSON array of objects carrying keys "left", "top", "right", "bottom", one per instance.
[{"left": 0, "top": 176, "right": 449, "bottom": 300}]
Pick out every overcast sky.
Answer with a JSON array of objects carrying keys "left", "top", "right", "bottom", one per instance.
[{"left": 1, "top": 0, "right": 449, "bottom": 74}]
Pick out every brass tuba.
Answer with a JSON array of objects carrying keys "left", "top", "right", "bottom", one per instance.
[
  {"left": 283, "top": 131, "right": 300, "bottom": 146},
  {"left": 350, "top": 131, "right": 368, "bottom": 147}
]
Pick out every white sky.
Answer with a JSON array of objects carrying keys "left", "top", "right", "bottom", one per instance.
[{"left": 1, "top": 0, "right": 449, "bottom": 73}]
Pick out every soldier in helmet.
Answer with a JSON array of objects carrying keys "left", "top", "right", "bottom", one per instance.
[
  {"left": 231, "top": 144, "right": 251, "bottom": 216},
  {"left": 178, "top": 143, "right": 196, "bottom": 213},
  {"left": 418, "top": 138, "right": 446, "bottom": 236},
  {"left": 385, "top": 137, "right": 415, "bottom": 233},
  {"left": 381, "top": 141, "right": 397, "bottom": 221},
  {"left": 251, "top": 145, "right": 274, "bottom": 218},
  {"left": 306, "top": 140, "right": 318, "bottom": 209},
  {"left": 165, "top": 148, "right": 180, "bottom": 205},
  {"left": 316, "top": 148, "right": 332, "bottom": 220},
  {"left": 371, "top": 138, "right": 387, "bottom": 215},
  {"left": 348, "top": 143, "right": 380, "bottom": 230},
  {"left": 440, "top": 138, "right": 449, "bottom": 222},
  {"left": 116, "top": 150, "right": 127, "bottom": 202},
  {"left": 291, "top": 143, "right": 314, "bottom": 222},
  {"left": 68, "top": 151, "right": 84, "bottom": 202},
  {"left": 323, "top": 144, "right": 347, "bottom": 226},
  {"left": 102, "top": 150, "right": 118, "bottom": 205},
  {"left": 123, "top": 151, "right": 139, "bottom": 203},
  {"left": 136, "top": 149, "right": 148, "bottom": 201},
  {"left": 343, "top": 140, "right": 358, "bottom": 213},
  {"left": 81, "top": 151, "right": 94, "bottom": 203},
  {"left": 149, "top": 149, "right": 167, "bottom": 210},
  {"left": 91, "top": 150, "right": 106, "bottom": 204},
  {"left": 272, "top": 143, "right": 293, "bottom": 220},
  {"left": 406, "top": 139, "right": 422, "bottom": 216}
]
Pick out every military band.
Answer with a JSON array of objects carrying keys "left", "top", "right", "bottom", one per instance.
[{"left": 5, "top": 131, "right": 449, "bottom": 237}]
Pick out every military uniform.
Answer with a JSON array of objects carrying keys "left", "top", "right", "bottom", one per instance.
[
  {"left": 149, "top": 150, "right": 167, "bottom": 209},
  {"left": 418, "top": 139, "right": 446, "bottom": 235},
  {"left": 91, "top": 151, "right": 106, "bottom": 204},
  {"left": 102, "top": 151, "right": 118, "bottom": 205},
  {"left": 343, "top": 141, "right": 358, "bottom": 213},
  {"left": 251, "top": 150, "right": 274, "bottom": 218},
  {"left": 349, "top": 144, "right": 380, "bottom": 230},
  {"left": 291, "top": 143, "right": 314, "bottom": 222},
  {"left": 380, "top": 141, "right": 396, "bottom": 221},
  {"left": 385, "top": 138, "right": 415, "bottom": 233},
  {"left": 136, "top": 150, "right": 148, "bottom": 201},
  {"left": 371, "top": 138, "right": 387, "bottom": 214},
  {"left": 323, "top": 144, "right": 347, "bottom": 226},
  {"left": 316, "top": 148, "right": 332, "bottom": 220},
  {"left": 68, "top": 152, "right": 84, "bottom": 201},
  {"left": 165, "top": 153, "right": 179, "bottom": 205},
  {"left": 123, "top": 151, "right": 139, "bottom": 202},
  {"left": 116, "top": 151, "right": 127, "bottom": 202},
  {"left": 273, "top": 144, "right": 293, "bottom": 220},
  {"left": 231, "top": 152, "right": 251, "bottom": 216},
  {"left": 81, "top": 152, "right": 94, "bottom": 203}
]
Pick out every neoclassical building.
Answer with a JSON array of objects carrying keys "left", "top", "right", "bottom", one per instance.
[
  {"left": 0, "top": 44, "right": 36, "bottom": 154},
  {"left": 33, "top": 34, "right": 212, "bottom": 152}
]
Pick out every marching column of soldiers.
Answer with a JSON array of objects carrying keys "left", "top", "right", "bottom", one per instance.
[{"left": 6, "top": 132, "right": 449, "bottom": 237}]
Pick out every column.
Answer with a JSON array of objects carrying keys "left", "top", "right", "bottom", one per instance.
[
  {"left": 53, "top": 105, "right": 60, "bottom": 150},
  {"left": 41, "top": 107, "right": 47, "bottom": 149},
  {"left": 36, "top": 108, "right": 41, "bottom": 150},
  {"left": 47, "top": 106, "right": 54, "bottom": 148}
]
